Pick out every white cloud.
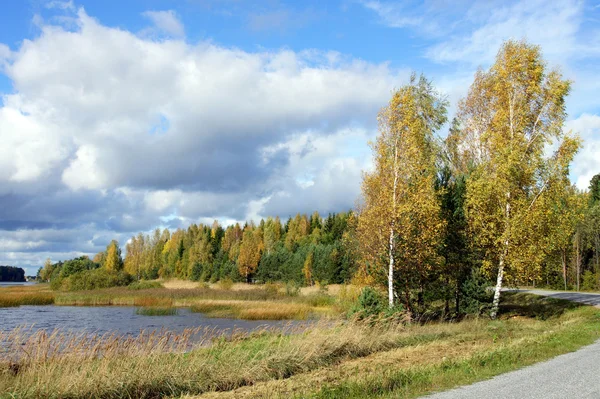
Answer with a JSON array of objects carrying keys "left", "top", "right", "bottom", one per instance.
[
  {"left": 142, "top": 10, "right": 185, "bottom": 38},
  {"left": 426, "top": 0, "right": 583, "bottom": 65},
  {"left": 566, "top": 114, "right": 600, "bottom": 189},
  {"left": 1, "top": 8, "right": 404, "bottom": 197},
  {"left": 62, "top": 145, "right": 107, "bottom": 190}
]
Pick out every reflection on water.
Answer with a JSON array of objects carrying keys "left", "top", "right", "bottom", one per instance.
[{"left": 0, "top": 305, "right": 302, "bottom": 336}]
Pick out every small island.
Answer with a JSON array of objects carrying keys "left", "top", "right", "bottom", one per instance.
[{"left": 0, "top": 266, "right": 26, "bottom": 282}]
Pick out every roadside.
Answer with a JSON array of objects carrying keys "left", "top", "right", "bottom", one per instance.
[{"left": 506, "top": 288, "right": 600, "bottom": 307}]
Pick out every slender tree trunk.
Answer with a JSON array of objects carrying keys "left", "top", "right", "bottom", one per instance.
[
  {"left": 388, "top": 227, "right": 395, "bottom": 307},
  {"left": 388, "top": 138, "right": 399, "bottom": 308},
  {"left": 562, "top": 249, "right": 567, "bottom": 290},
  {"left": 576, "top": 231, "right": 581, "bottom": 292},
  {"left": 491, "top": 193, "right": 510, "bottom": 319},
  {"left": 490, "top": 243, "right": 507, "bottom": 319}
]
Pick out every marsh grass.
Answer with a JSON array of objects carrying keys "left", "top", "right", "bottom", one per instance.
[
  {"left": 135, "top": 306, "right": 177, "bottom": 316},
  {"left": 127, "top": 281, "right": 164, "bottom": 290},
  {"left": 2, "top": 294, "right": 599, "bottom": 399},
  {"left": 0, "top": 285, "right": 55, "bottom": 307},
  {"left": 190, "top": 300, "right": 312, "bottom": 320}
]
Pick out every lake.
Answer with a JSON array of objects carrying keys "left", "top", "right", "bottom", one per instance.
[
  {"left": 0, "top": 282, "right": 36, "bottom": 287},
  {"left": 0, "top": 305, "right": 305, "bottom": 336}
]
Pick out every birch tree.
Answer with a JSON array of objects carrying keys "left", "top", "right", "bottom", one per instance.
[
  {"left": 456, "top": 40, "right": 580, "bottom": 318},
  {"left": 357, "top": 74, "right": 447, "bottom": 311}
]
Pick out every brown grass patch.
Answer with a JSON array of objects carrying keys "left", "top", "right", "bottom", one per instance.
[
  {"left": 161, "top": 279, "right": 201, "bottom": 290},
  {"left": 0, "top": 285, "right": 54, "bottom": 307},
  {"left": 190, "top": 300, "right": 312, "bottom": 320}
]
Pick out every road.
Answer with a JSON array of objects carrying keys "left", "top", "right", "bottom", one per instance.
[{"left": 424, "top": 289, "right": 600, "bottom": 399}]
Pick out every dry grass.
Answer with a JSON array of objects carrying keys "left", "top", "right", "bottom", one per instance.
[
  {"left": 50, "top": 284, "right": 339, "bottom": 320},
  {"left": 162, "top": 279, "right": 201, "bottom": 290},
  {"left": 190, "top": 300, "right": 313, "bottom": 320},
  {"left": 0, "top": 285, "right": 55, "bottom": 307},
  {"left": 2, "top": 299, "right": 599, "bottom": 399}
]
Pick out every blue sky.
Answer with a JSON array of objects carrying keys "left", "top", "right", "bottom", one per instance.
[{"left": 1, "top": 0, "right": 599, "bottom": 274}]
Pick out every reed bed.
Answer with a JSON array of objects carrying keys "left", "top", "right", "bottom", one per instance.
[
  {"left": 135, "top": 306, "right": 178, "bottom": 316},
  {"left": 54, "top": 286, "right": 285, "bottom": 306},
  {"left": 1, "top": 295, "right": 599, "bottom": 398},
  {"left": 190, "top": 300, "right": 313, "bottom": 320},
  {"left": 0, "top": 291, "right": 55, "bottom": 307}
]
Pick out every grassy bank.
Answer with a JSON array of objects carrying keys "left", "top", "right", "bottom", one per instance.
[
  {"left": 0, "top": 285, "right": 55, "bottom": 307},
  {"left": 1, "top": 293, "right": 599, "bottom": 399},
  {"left": 0, "top": 282, "right": 342, "bottom": 320}
]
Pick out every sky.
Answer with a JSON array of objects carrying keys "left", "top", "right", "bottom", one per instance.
[{"left": 0, "top": 0, "right": 599, "bottom": 275}]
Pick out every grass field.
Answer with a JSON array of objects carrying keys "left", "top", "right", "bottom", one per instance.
[{"left": 1, "top": 292, "right": 599, "bottom": 398}]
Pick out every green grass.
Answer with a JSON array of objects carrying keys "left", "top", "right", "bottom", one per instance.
[
  {"left": 308, "top": 310, "right": 600, "bottom": 398},
  {"left": 135, "top": 306, "right": 177, "bottom": 316}
]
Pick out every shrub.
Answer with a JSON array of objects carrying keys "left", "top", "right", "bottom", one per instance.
[
  {"left": 350, "top": 287, "right": 385, "bottom": 319},
  {"left": 54, "top": 269, "right": 133, "bottom": 291},
  {"left": 218, "top": 278, "right": 234, "bottom": 290},
  {"left": 264, "top": 282, "right": 280, "bottom": 296},
  {"left": 461, "top": 269, "right": 493, "bottom": 316},
  {"left": 582, "top": 271, "right": 599, "bottom": 291},
  {"left": 285, "top": 281, "right": 300, "bottom": 297}
]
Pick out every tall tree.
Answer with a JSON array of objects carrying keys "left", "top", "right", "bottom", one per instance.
[
  {"left": 104, "top": 240, "right": 123, "bottom": 272},
  {"left": 456, "top": 40, "right": 580, "bottom": 318},
  {"left": 357, "top": 73, "right": 447, "bottom": 310},
  {"left": 238, "top": 225, "right": 263, "bottom": 282}
]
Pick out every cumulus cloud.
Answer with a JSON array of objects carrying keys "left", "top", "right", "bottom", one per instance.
[
  {"left": 566, "top": 114, "right": 600, "bottom": 190},
  {"left": 0, "top": 7, "right": 404, "bottom": 272}
]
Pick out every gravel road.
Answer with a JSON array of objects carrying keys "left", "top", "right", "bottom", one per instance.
[{"left": 423, "top": 289, "right": 600, "bottom": 399}]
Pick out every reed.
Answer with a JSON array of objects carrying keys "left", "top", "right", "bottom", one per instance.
[
  {"left": 135, "top": 306, "right": 177, "bottom": 316},
  {"left": 1, "top": 301, "right": 599, "bottom": 399},
  {"left": 0, "top": 292, "right": 55, "bottom": 307},
  {"left": 190, "top": 300, "right": 312, "bottom": 320}
]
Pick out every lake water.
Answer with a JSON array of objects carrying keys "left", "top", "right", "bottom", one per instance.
[
  {"left": 0, "top": 305, "right": 304, "bottom": 336},
  {"left": 0, "top": 282, "right": 36, "bottom": 287}
]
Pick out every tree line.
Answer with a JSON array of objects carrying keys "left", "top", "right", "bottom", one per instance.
[
  {"left": 38, "top": 40, "right": 599, "bottom": 320},
  {"left": 0, "top": 266, "right": 26, "bottom": 282},
  {"left": 38, "top": 212, "right": 356, "bottom": 290}
]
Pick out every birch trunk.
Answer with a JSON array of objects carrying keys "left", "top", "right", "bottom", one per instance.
[
  {"left": 388, "top": 227, "right": 395, "bottom": 307},
  {"left": 562, "top": 249, "right": 567, "bottom": 290},
  {"left": 490, "top": 193, "right": 510, "bottom": 319},
  {"left": 490, "top": 243, "right": 507, "bottom": 319},
  {"left": 388, "top": 138, "right": 399, "bottom": 308}
]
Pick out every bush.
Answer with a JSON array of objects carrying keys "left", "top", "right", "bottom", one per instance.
[
  {"left": 582, "top": 271, "right": 599, "bottom": 291},
  {"left": 53, "top": 269, "right": 133, "bottom": 291},
  {"left": 461, "top": 269, "right": 493, "bottom": 316},
  {"left": 285, "top": 281, "right": 300, "bottom": 297},
  {"left": 128, "top": 281, "right": 163, "bottom": 290},
  {"left": 264, "top": 282, "right": 280, "bottom": 296},
  {"left": 350, "top": 287, "right": 384, "bottom": 319},
  {"left": 218, "top": 278, "right": 234, "bottom": 290}
]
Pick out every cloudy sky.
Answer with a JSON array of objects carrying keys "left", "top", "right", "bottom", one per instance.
[{"left": 1, "top": 0, "right": 599, "bottom": 274}]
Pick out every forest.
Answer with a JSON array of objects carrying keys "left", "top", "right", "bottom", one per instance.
[
  {"left": 38, "top": 41, "right": 600, "bottom": 319},
  {"left": 0, "top": 266, "right": 26, "bottom": 282}
]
